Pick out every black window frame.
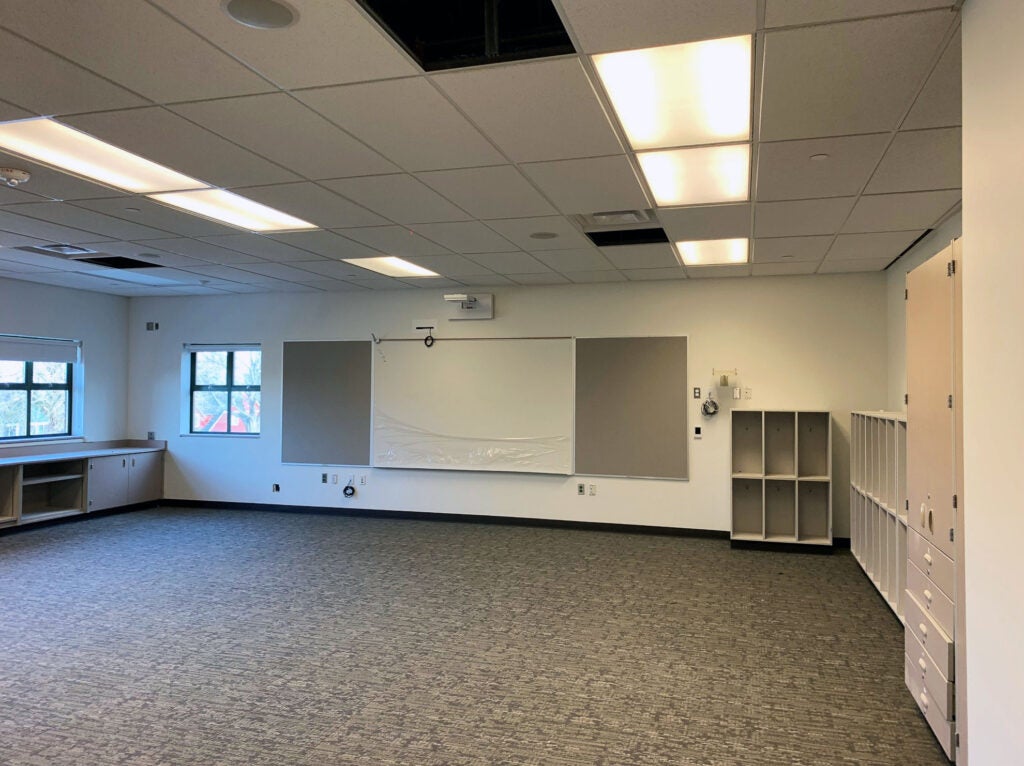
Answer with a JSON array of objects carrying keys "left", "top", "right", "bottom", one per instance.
[
  {"left": 189, "top": 349, "right": 261, "bottom": 435},
  {"left": 0, "top": 361, "right": 74, "bottom": 440}
]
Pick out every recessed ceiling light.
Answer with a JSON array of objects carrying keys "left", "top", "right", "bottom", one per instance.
[
  {"left": 148, "top": 189, "right": 317, "bottom": 232},
  {"left": 809, "top": 153, "right": 830, "bottom": 162},
  {"left": 223, "top": 0, "right": 297, "bottom": 29},
  {"left": 0, "top": 118, "right": 208, "bottom": 194},
  {"left": 676, "top": 238, "right": 748, "bottom": 266},
  {"left": 594, "top": 36, "right": 752, "bottom": 150},
  {"left": 638, "top": 144, "right": 749, "bottom": 206},
  {"left": 343, "top": 257, "right": 439, "bottom": 278},
  {"left": 530, "top": 232, "right": 559, "bottom": 240}
]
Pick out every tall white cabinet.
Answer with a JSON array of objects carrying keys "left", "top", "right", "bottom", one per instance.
[
  {"left": 730, "top": 410, "right": 832, "bottom": 545},
  {"left": 850, "top": 411, "right": 908, "bottom": 619},
  {"left": 904, "top": 239, "right": 964, "bottom": 762}
]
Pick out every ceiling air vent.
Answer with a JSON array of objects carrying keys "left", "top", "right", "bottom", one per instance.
[
  {"left": 575, "top": 210, "right": 668, "bottom": 247},
  {"left": 354, "top": 0, "right": 575, "bottom": 71},
  {"left": 18, "top": 244, "right": 98, "bottom": 257}
]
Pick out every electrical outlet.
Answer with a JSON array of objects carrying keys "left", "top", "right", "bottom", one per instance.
[
  {"left": 272, "top": 483, "right": 280, "bottom": 492},
  {"left": 147, "top": 431, "right": 155, "bottom": 440},
  {"left": 732, "top": 387, "right": 741, "bottom": 400},
  {"left": 577, "top": 483, "right": 585, "bottom": 495},
  {"left": 360, "top": 475, "right": 367, "bottom": 485},
  {"left": 694, "top": 426, "right": 702, "bottom": 440},
  {"left": 743, "top": 388, "right": 752, "bottom": 400},
  {"left": 321, "top": 473, "right": 328, "bottom": 484},
  {"left": 331, "top": 474, "right": 338, "bottom": 484},
  {"left": 693, "top": 387, "right": 701, "bottom": 399},
  {"left": 588, "top": 484, "right": 597, "bottom": 496}
]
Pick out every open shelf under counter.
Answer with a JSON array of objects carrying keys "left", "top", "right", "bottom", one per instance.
[
  {"left": 21, "top": 473, "right": 85, "bottom": 486},
  {"left": 19, "top": 507, "right": 86, "bottom": 523}
]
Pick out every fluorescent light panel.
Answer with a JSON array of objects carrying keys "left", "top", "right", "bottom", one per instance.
[
  {"left": 343, "top": 257, "right": 439, "bottom": 278},
  {"left": 594, "top": 35, "right": 752, "bottom": 150},
  {"left": 148, "top": 189, "right": 316, "bottom": 232},
  {"left": 677, "top": 238, "right": 749, "bottom": 266},
  {"left": 638, "top": 144, "right": 749, "bottom": 206},
  {"left": 0, "top": 118, "right": 207, "bottom": 193}
]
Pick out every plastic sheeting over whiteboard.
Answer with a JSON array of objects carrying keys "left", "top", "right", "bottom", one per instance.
[{"left": 372, "top": 338, "right": 573, "bottom": 474}]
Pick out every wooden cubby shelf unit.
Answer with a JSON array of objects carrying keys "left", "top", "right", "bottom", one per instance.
[
  {"left": 849, "top": 411, "right": 908, "bottom": 621},
  {"left": 730, "top": 410, "right": 832, "bottom": 545},
  {"left": 19, "top": 459, "right": 87, "bottom": 521}
]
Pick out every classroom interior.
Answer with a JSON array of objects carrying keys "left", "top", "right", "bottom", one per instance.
[{"left": 0, "top": 0, "right": 1020, "bottom": 763}]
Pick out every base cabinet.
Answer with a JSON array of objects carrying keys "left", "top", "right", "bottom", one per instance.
[
  {"left": 88, "top": 451, "right": 163, "bottom": 511},
  {"left": 127, "top": 451, "right": 163, "bottom": 505}
]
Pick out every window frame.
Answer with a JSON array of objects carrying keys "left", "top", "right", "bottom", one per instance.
[
  {"left": 0, "top": 360, "right": 74, "bottom": 441},
  {"left": 188, "top": 348, "right": 262, "bottom": 435}
]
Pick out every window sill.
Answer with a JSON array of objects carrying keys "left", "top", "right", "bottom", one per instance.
[{"left": 179, "top": 433, "right": 261, "bottom": 439}]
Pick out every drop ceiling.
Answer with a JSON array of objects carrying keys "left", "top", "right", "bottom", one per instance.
[{"left": 0, "top": 0, "right": 962, "bottom": 296}]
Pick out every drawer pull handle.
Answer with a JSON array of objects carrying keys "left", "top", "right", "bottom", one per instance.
[
  {"left": 918, "top": 658, "right": 927, "bottom": 672},
  {"left": 919, "top": 623, "right": 928, "bottom": 637},
  {"left": 920, "top": 503, "right": 927, "bottom": 526},
  {"left": 924, "top": 588, "right": 933, "bottom": 603},
  {"left": 924, "top": 553, "right": 933, "bottom": 566},
  {"left": 919, "top": 692, "right": 929, "bottom": 711}
]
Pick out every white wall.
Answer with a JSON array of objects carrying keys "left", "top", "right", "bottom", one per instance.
[
  {"left": 962, "top": 1, "right": 1024, "bottom": 761},
  {"left": 127, "top": 273, "right": 888, "bottom": 536},
  {"left": 0, "top": 277, "right": 129, "bottom": 442},
  {"left": 886, "top": 211, "right": 963, "bottom": 411}
]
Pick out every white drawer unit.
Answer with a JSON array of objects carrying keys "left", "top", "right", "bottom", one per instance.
[
  {"left": 906, "top": 629, "right": 955, "bottom": 720},
  {"left": 907, "top": 560, "right": 955, "bottom": 641},
  {"left": 906, "top": 654, "right": 956, "bottom": 760},
  {"left": 908, "top": 528, "right": 956, "bottom": 602},
  {"left": 905, "top": 590, "right": 954, "bottom": 682}
]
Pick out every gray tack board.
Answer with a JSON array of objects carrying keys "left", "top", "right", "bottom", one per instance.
[
  {"left": 281, "top": 341, "right": 371, "bottom": 466},
  {"left": 574, "top": 336, "right": 688, "bottom": 479}
]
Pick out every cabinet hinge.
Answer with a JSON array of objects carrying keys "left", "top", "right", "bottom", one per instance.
[
  {"left": 905, "top": 288, "right": 908, "bottom": 300},
  {"left": 950, "top": 528, "right": 955, "bottom": 542},
  {"left": 947, "top": 260, "right": 956, "bottom": 276},
  {"left": 906, "top": 499, "right": 910, "bottom": 511},
  {"left": 956, "top": 733, "right": 960, "bottom": 748},
  {"left": 953, "top": 494, "right": 958, "bottom": 509},
  {"left": 904, "top": 393, "right": 909, "bottom": 405},
  {"left": 948, "top": 394, "right": 953, "bottom": 408}
]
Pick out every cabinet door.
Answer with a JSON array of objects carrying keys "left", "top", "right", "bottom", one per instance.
[
  {"left": 128, "top": 451, "right": 163, "bottom": 504},
  {"left": 87, "top": 455, "right": 129, "bottom": 512},
  {"left": 906, "top": 246, "right": 956, "bottom": 559}
]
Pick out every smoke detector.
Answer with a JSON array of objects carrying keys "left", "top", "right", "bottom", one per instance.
[{"left": 0, "top": 168, "right": 31, "bottom": 188}]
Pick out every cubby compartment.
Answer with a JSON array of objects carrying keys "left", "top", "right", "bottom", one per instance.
[
  {"left": 885, "top": 513, "right": 899, "bottom": 607},
  {"left": 764, "top": 411, "right": 796, "bottom": 477},
  {"left": 732, "top": 478, "right": 763, "bottom": 540},
  {"left": 731, "top": 411, "right": 762, "bottom": 476},
  {"left": 0, "top": 465, "right": 18, "bottom": 524},
  {"left": 798, "top": 480, "right": 830, "bottom": 543},
  {"left": 897, "top": 420, "right": 908, "bottom": 520},
  {"left": 896, "top": 521, "right": 908, "bottom": 619},
  {"left": 20, "top": 458, "right": 86, "bottom": 522},
  {"left": 764, "top": 479, "right": 796, "bottom": 541},
  {"left": 797, "top": 412, "right": 830, "bottom": 478},
  {"left": 884, "top": 420, "right": 896, "bottom": 509}
]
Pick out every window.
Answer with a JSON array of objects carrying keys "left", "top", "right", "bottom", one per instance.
[
  {"left": 189, "top": 346, "right": 261, "bottom": 434},
  {"left": 0, "top": 335, "right": 80, "bottom": 442}
]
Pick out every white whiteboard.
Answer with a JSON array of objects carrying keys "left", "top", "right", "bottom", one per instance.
[{"left": 372, "top": 338, "right": 573, "bottom": 474}]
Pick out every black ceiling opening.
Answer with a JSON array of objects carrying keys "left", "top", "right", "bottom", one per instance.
[
  {"left": 78, "top": 256, "right": 162, "bottom": 270},
  {"left": 355, "top": 0, "right": 576, "bottom": 71}
]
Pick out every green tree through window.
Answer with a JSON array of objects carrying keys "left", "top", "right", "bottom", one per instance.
[{"left": 0, "top": 360, "right": 72, "bottom": 439}]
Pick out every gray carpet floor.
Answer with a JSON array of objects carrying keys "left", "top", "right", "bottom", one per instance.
[{"left": 0, "top": 508, "right": 949, "bottom": 766}]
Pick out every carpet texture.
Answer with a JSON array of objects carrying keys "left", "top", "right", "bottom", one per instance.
[{"left": 0, "top": 508, "right": 949, "bottom": 765}]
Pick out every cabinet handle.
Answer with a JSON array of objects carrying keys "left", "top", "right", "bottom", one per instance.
[
  {"left": 919, "top": 623, "right": 928, "bottom": 638},
  {"left": 918, "top": 658, "right": 927, "bottom": 672},
  {"left": 920, "top": 503, "right": 927, "bottom": 527},
  {"left": 924, "top": 552, "right": 932, "bottom": 566},
  {"left": 924, "top": 588, "right": 933, "bottom": 604},
  {"left": 131, "top": 458, "right": 135, "bottom": 468},
  {"left": 919, "top": 692, "right": 929, "bottom": 711},
  {"left": 122, "top": 458, "right": 126, "bottom": 468}
]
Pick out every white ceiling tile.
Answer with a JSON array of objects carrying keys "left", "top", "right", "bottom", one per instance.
[
  {"left": 0, "top": 150, "right": 126, "bottom": 202},
  {"left": 0, "top": 100, "right": 32, "bottom": 121},
  {"left": 295, "top": 279, "right": 367, "bottom": 292},
  {"left": 0, "top": 257, "right": 58, "bottom": 274},
  {"left": 864, "top": 128, "right": 961, "bottom": 194},
  {"left": 74, "top": 198, "right": 239, "bottom": 237},
  {"left": 402, "top": 255, "right": 493, "bottom": 277},
  {"left": 89, "top": 241, "right": 208, "bottom": 269},
  {"left": 268, "top": 230, "right": 380, "bottom": 259},
  {"left": 658, "top": 204, "right": 751, "bottom": 241},
  {"left": 842, "top": 190, "right": 960, "bottom": 232},
  {"left": 146, "top": 237, "right": 267, "bottom": 265},
  {"left": 531, "top": 248, "right": 614, "bottom": 272},
  {"left": 335, "top": 226, "right": 449, "bottom": 256},
  {"left": 559, "top": 0, "right": 757, "bottom": 53},
  {"left": 433, "top": 59, "right": 623, "bottom": 162},
  {"left": 756, "top": 134, "right": 890, "bottom": 201},
  {"left": 760, "top": 12, "right": 952, "bottom": 141},
  {"left": 521, "top": 156, "right": 648, "bottom": 215},
  {"left": 686, "top": 264, "right": 752, "bottom": 278},
  {"left": 0, "top": 249, "right": 96, "bottom": 272},
  {"left": 344, "top": 275, "right": 416, "bottom": 290},
  {"left": 512, "top": 273, "right": 570, "bottom": 285},
  {"left": 289, "top": 260, "right": 367, "bottom": 280},
  {"left": 65, "top": 107, "right": 299, "bottom": 189},
  {"left": 171, "top": 94, "right": 398, "bottom": 180},
  {"left": 4, "top": 202, "right": 170, "bottom": 241},
  {"left": 826, "top": 231, "right": 924, "bottom": 260},
  {"left": 321, "top": 175, "right": 471, "bottom": 224},
  {"left": 467, "top": 252, "right": 552, "bottom": 274},
  {"left": 600, "top": 243, "right": 678, "bottom": 269},
  {"left": 455, "top": 274, "right": 516, "bottom": 286},
  {"left": 0, "top": 29, "right": 147, "bottom": 116},
  {"left": 765, "top": 0, "right": 953, "bottom": 27},
  {"left": 482, "top": 216, "right": 591, "bottom": 251},
  {"left": 400, "top": 276, "right": 466, "bottom": 289},
  {"left": 151, "top": 0, "right": 416, "bottom": 90},
  {"left": 754, "top": 197, "right": 856, "bottom": 237},
  {"left": 817, "top": 257, "right": 893, "bottom": 273},
  {"left": 2, "top": 0, "right": 273, "bottom": 102},
  {"left": 0, "top": 208, "right": 108, "bottom": 244},
  {"left": 234, "top": 183, "right": 386, "bottom": 228},
  {"left": 230, "top": 262, "right": 327, "bottom": 282},
  {"left": 176, "top": 264, "right": 269, "bottom": 284},
  {"left": 406, "top": 222, "right": 516, "bottom": 254},
  {"left": 622, "top": 267, "right": 688, "bottom": 281},
  {"left": 0, "top": 186, "right": 42, "bottom": 206},
  {"left": 904, "top": 33, "right": 961, "bottom": 129},
  {"left": 751, "top": 262, "right": 821, "bottom": 276},
  {"left": 214, "top": 283, "right": 271, "bottom": 293},
  {"left": 566, "top": 270, "right": 627, "bottom": 283},
  {"left": 296, "top": 78, "right": 504, "bottom": 171},
  {"left": 197, "top": 233, "right": 331, "bottom": 262},
  {"left": 0, "top": 231, "right": 54, "bottom": 248},
  {"left": 418, "top": 166, "right": 556, "bottom": 219},
  {"left": 753, "top": 236, "right": 834, "bottom": 263}
]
